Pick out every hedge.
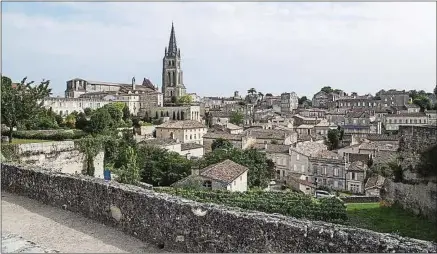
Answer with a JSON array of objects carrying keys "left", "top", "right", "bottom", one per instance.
[
  {"left": 155, "top": 188, "right": 347, "bottom": 222},
  {"left": 1, "top": 129, "right": 87, "bottom": 141}
]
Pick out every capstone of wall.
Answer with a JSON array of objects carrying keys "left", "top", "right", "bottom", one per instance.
[{"left": 1, "top": 164, "right": 436, "bottom": 253}]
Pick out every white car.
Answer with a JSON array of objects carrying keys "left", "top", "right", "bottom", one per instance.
[{"left": 315, "top": 190, "right": 335, "bottom": 199}]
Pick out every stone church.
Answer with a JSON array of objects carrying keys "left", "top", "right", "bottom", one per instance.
[{"left": 162, "top": 22, "right": 187, "bottom": 103}]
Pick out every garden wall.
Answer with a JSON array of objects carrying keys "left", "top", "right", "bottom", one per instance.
[
  {"left": 3, "top": 141, "right": 104, "bottom": 178},
  {"left": 381, "top": 179, "right": 437, "bottom": 222},
  {"left": 2, "top": 163, "right": 436, "bottom": 253}
]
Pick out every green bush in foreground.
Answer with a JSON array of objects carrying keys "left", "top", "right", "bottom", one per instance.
[{"left": 155, "top": 188, "right": 347, "bottom": 222}]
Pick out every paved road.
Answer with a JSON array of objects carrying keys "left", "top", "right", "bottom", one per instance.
[{"left": 2, "top": 192, "right": 162, "bottom": 253}]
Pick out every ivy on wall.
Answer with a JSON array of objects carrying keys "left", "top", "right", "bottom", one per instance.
[{"left": 74, "top": 136, "right": 105, "bottom": 176}]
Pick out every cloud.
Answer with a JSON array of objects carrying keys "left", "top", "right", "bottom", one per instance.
[{"left": 2, "top": 2, "right": 436, "bottom": 97}]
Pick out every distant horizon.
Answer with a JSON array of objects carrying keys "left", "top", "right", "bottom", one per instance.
[{"left": 3, "top": 2, "right": 436, "bottom": 98}]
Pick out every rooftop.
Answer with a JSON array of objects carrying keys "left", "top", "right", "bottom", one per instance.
[
  {"left": 200, "top": 159, "right": 248, "bottom": 184},
  {"left": 181, "top": 143, "right": 204, "bottom": 151},
  {"left": 385, "top": 112, "right": 426, "bottom": 118},
  {"left": 156, "top": 120, "right": 206, "bottom": 129},
  {"left": 253, "top": 144, "right": 290, "bottom": 154}
]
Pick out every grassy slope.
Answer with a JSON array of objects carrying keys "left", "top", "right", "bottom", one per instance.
[{"left": 346, "top": 203, "right": 437, "bottom": 242}]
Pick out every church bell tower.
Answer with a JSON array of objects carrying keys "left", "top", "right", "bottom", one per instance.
[{"left": 162, "top": 22, "right": 186, "bottom": 104}]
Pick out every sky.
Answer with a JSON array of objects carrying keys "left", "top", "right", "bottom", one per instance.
[{"left": 2, "top": 2, "right": 436, "bottom": 98}]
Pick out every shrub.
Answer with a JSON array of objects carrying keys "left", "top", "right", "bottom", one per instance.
[
  {"left": 1, "top": 129, "right": 87, "bottom": 141},
  {"left": 155, "top": 188, "right": 347, "bottom": 222}
]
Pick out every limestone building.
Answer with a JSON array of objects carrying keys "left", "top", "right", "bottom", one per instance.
[{"left": 162, "top": 23, "right": 187, "bottom": 103}]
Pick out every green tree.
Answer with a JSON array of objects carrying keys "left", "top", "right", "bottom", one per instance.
[
  {"left": 104, "top": 103, "right": 123, "bottom": 124},
  {"left": 64, "top": 113, "right": 76, "bottom": 129},
  {"left": 230, "top": 111, "right": 244, "bottom": 125},
  {"left": 139, "top": 145, "right": 192, "bottom": 186},
  {"left": 88, "top": 107, "right": 114, "bottom": 135},
  {"left": 113, "top": 147, "right": 141, "bottom": 185},
  {"left": 247, "top": 88, "right": 257, "bottom": 95},
  {"left": 1, "top": 76, "right": 51, "bottom": 142},
  {"left": 122, "top": 105, "right": 131, "bottom": 122},
  {"left": 327, "top": 129, "right": 340, "bottom": 150},
  {"left": 197, "top": 147, "right": 274, "bottom": 189},
  {"left": 413, "top": 96, "right": 431, "bottom": 111},
  {"left": 298, "top": 96, "right": 308, "bottom": 105},
  {"left": 178, "top": 95, "right": 193, "bottom": 104},
  {"left": 83, "top": 108, "right": 93, "bottom": 116},
  {"left": 258, "top": 92, "right": 264, "bottom": 101},
  {"left": 321, "top": 86, "right": 333, "bottom": 94},
  {"left": 211, "top": 138, "right": 233, "bottom": 151},
  {"left": 75, "top": 112, "right": 89, "bottom": 130},
  {"left": 265, "top": 93, "right": 273, "bottom": 97}
]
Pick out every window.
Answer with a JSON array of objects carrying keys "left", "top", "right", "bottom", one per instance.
[
  {"left": 190, "top": 135, "right": 192, "bottom": 139},
  {"left": 301, "top": 165, "right": 305, "bottom": 172},
  {"left": 334, "top": 168, "right": 339, "bottom": 176},
  {"left": 334, "top": 181, "right": 338, "bottom": 188},
  {"left": 293, "top": 165, "right": 297, "bottom": 171},
  {"left": 185, "top": 135, "right": 188, "bottom": 140},
  {"left": 194, "top": 134, "right": 197, "bottom": 139},
  {"left": 394, "top": 119, "right": 397, "bottom": 124},
  {"left": 296, "top": 154, "right": 300, "bottom": 160},
  {"left": 351, "top": 172, "right": 356, "bottom": 180},
  {"left": 323, "top": 179, "right": 327, "bottom": 185},
  {"left": 203, "top": 180, "right": 212, "bottom": 189},
  {"left": 323, "top": 167, "right": 327, "bottom": 175},
  {"left": 389, "top": 119, "right": 392, "bottom": 123}
]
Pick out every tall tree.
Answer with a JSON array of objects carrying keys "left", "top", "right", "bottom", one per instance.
[
  {"left": 122, "top": 105, "right": 131, "bottom": 122},
  {"left": 321, "top": 86, "right": 333, "bottom": 94},
  {"left": 298, "top": 96, "right": 308, "bottom": 105},
  {"left": 327, "top": 129, "right": 340, "bottom": 150},
  {"left": 1, "top": 76, "right": 51, "bottom": 142},
  {"left": 247, "top": 88, "right": 257, "bottom": 95},
  {"left": 230, "top": 111, "right": 244, "bottom": 126}
]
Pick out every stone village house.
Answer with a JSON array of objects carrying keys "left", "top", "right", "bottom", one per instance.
[
  {"left": 172, "top": 159, "right": 249, "bottom": 192},
  {"left": 155, "top": 120, "right": 207, "bottom": 145}
]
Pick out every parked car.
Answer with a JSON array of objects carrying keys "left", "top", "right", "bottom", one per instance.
[{"left": 315, "top": 190, "right": 335, "bottom": 199}]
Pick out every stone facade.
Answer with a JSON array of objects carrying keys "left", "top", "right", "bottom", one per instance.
[
  {"left": 376, "top": 90, "right": 410, "bottom": 107},
  {"left": 140, "top": 105, "right": 201, "bottom": 122},
  {"left": 280, "top": 92, "right": 298, "bottom": 113},
  {"left": 2, "top": 164, "right": 436, "bottom": 252},
  {"left": 42, "top": 97, "right": 110, "bottom": 117},
  {"left": 308, "top": 157, "right": 346, "bottom": 191},
  {"left": 384, "top": 113, "right": 429, "bottom": 131},
  {"left": 3, "top": 141, "right": 104, "bottom": 178},
  {"left": 382, "top": 179, "right": 437, "bottom": 222},
  {"left": 155, "top": 120, "right": 207, "bottom": 145},
  {"left": 162, "top": 23, "right": 186, "bottom": 103}
]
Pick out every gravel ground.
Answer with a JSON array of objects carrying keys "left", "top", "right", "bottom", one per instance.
[{"left": 1, "top": 192, "right": 162, "bottom": 253}]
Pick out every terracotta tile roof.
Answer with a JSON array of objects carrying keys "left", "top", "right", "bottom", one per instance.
[
  {"left": 200, "top": 159, "right": 248, "bottom": 184},
  {"left": 156, "top": 120, "right": 206, "bottom": 129},
  {"left": 366, "top": 134, "right": 399, "bottom": 141},
  {"left": 203, "top": 132, "right": 244, "bottom": 141},
  {"left": 288, "top": 176, "right": 316, "bottom": 188},
  {"left": 253, "top": 144, "right": 290, "bottom": 154},
  {"left": 181, "top": 143, "right": 204, "bottom": 151},
  {"left": 246, "top": 129, "right": 289, "bottom": 139}
]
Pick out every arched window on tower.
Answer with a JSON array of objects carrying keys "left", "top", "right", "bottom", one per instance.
[
  {"left": 168, "top": 72, "right": 171, "bottom": 84},
  {"left": 173, "top": 72, "right": 176, "bottom": 85}
]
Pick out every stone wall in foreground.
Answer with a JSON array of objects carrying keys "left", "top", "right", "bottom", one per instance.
[{"left": 1, "top": 163, "right": 436, "bottom": 253}]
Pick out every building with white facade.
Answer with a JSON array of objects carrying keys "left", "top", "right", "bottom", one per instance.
[
  {"left": 155, "top": 120, "right": 207, "bottom": 145},
  {"left": 383, "top": 112, "right": 429, "bottom": 131}
]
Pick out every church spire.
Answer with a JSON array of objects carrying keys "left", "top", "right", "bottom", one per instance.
[{"left": 167, "top": 22, "right": 178, "bottom": 56}]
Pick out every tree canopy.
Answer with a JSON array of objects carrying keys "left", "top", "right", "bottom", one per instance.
[
  {"left": 178, "top": 95, "right": 193, "bottom": 104},
  {"left": 196, "top": 147, "right": 275, "bottom": 189},
  {"left": 1, "top": 76, "right": 52, "bottom": 142},
  {"left": 211, "top": 138, "right": 233, "bottom": 151},
  {"left": 326, "top": 129, "right": 340, "bottom": 150},
  {"left": 139, "top": 145, "right": 192, "bottom": 186},
  {"left": 229, "top": 111, "right": 244, "bottom": 126}
]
